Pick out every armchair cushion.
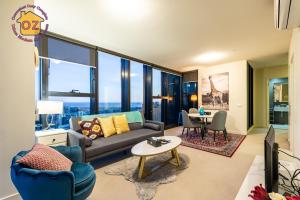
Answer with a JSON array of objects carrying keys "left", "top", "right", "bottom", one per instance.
[
  {"left": 17, "top": 144, "right": 72, "bottom": 171},
  {"left": 71, "top": 162, "right": 95, "bottom": 192},
  {"left": 53, "top": 146, "right": 83, "bottom": 163}
]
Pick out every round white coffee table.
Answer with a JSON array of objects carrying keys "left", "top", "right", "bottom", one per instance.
[{"left": 131, "top": 136, "right": 182, "bottom": 179}]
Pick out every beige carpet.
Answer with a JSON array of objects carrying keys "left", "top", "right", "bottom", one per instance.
[{"left": 89, "top": 127, "right": 289, "bottom": 200}]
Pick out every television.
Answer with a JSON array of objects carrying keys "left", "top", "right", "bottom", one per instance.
[{"left": 265, "top": 125, "right": 279, "bottom": 193}]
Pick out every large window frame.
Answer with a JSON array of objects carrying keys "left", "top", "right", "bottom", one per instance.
[
  {"left": 130, "top": 61, "right": 144, "bottom": 112},
  {"left": 37, "top": 35, "right": 98, "bottom": 128},
  {"left": 40, "top": 37, "right": 97, "bottom": 108},
  {"left": 36, "top": 32, "right": 182, "bottom": 129}
]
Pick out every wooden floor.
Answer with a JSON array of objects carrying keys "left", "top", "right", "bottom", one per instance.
[{"left": 89, "top": 127, "right": 289, "bottom": 200}]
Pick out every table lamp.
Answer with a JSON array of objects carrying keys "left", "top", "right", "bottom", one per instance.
[
  {"left": 36, "top": 100, "right": 63, "bottom": 130},
  {"left": 190, "top": 94, "right": 198, "bottom": 108}
]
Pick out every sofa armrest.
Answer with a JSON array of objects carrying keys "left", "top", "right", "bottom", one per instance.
[
  {"left": 67, "top": 130, "right": 88, "bottom": 162},
  {"left": 52, "top": 146, "right": 82, "bottom": 163},
  {"left": 144, "top": 120, "right": 165, "bottom": 132}
]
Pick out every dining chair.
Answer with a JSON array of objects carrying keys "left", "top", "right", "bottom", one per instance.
[
  {"left": 181, "top": 110, "right": 202, "bottom": 138},
  {"left": 206, "top": 111, "right": 227, "bottom": 141},
  {"left": 178, "top": 111, "right": 182, "bottom": 126}
]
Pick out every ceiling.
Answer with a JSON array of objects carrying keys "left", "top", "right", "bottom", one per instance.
[{"left": 36, "top": 0, "right": 292, "bottom": 71}]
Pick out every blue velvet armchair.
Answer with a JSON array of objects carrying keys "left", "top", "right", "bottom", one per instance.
[{"left": 11, "top": 146, "right": 96, "bottom": 200}]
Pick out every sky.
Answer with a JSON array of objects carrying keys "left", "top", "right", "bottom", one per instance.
[{"left": 37, "top": 52, "right": 151, "bottom": 103}]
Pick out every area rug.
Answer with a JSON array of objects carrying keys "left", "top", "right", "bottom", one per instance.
[
  {"left": 104, "top": 153, "right": 189, "bottom": 200},
  {"left": 179, "top": 131, "right": 246, "bottom": 157}
]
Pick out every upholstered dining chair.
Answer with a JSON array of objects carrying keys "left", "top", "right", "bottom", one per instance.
[
  {"left": 11, "top": 146, "right": 96, "bottom": 200},
  {"left": 206, "top": 111, "right": 228, "bottom": 141},
  {"left": 181, "top": 110, "right": 202, "bottom": 137}
]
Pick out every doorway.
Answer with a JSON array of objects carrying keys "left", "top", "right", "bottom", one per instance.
[{"left": 269, "top": 78, "right": 289, "bottom": 129}]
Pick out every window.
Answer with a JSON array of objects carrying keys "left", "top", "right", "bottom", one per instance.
[
  {"left": 35, "top": 34, "right": 182, "bottom": 129},
  {"left": 35, "top": 65, "right": 42, "bottom": 130},
  {"left": 152, "top": 69, "right": 162, "bottom": 121},
  {"left": 98, "top": 52, "right": 121, "bottom": 114},
  {"left": 47, "top": 37, "right": 91, "bottom": 66},
  {"left": 36, "top": 36, "right": 96, "bottom": 129},
  {"left": 48, "top": 96, "right": 91, "bottom": 129},
  {"left": 35, "top": 69, "right": 40, "bottom": 101},
  {"left": 48, "top": 59, "right": 91, "bottom": 93},
  {"left": 44, "top": 58, "right": 94, "bottom": 129},
  {"left": 153, "top": 69, "right": 161, "bottom": 97},
  {"left": 130, "top": 61, "right": 144, "bottom": 111}
]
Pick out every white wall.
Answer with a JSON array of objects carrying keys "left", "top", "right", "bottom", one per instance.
[
  {"left": 289, "top": 28, "right": 300, "bottom": 156},
  {"left": 0, "top": 0, "right": 35, "bottom": 199},
  {"left": 198, "top": 60, "right": 248, "bottom": 134}
]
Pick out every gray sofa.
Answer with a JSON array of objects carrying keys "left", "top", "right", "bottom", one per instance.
[{"left": 68, "top": 117, "right": 164, "bottom": 163}]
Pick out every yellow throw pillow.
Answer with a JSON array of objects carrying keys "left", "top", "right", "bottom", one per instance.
[
  {"left": 113, "top": 115, "right": 130, "bottom": 134},
  {"left": 98, "top": 117, "right": 116, "bottom": 138}
]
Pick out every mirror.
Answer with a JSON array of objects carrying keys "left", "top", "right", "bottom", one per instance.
[{"left": 273, "top": 83, "right": 288, "bottom": 102}]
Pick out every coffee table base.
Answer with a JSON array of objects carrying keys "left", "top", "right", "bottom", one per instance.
[{"left": 137, "top": 148, "right": 180, "bottom": 179}]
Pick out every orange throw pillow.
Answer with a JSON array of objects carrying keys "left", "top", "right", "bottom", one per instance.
[{"left": 17, "top": 144, "right": 72, "bottom": 171}]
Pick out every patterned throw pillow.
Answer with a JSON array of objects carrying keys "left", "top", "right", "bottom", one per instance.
[
  {"left": 17, "top": 144, "right": 72, "bottom": 171},
  {"left": 78, "top": 118, "right": 102, "bottom": 139}
]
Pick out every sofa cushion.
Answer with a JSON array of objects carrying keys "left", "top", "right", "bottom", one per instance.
[
  {"left": 17, "top": 144, "right": 72, "bottom": 171},
  {"left": 85, "top": 129, "right": 162, "bottom": 159},
  {"left": 81, "top": 111, "right": 144, "bottom": 124},
  {"left": 98, "top": 116, "right": 117, "bottom": 137},
  {"left": 71, "top": 162, "right": 95, "bottom": 192},
  {"left": 113, "top": 114, "right": 130, "bottom": 134},
  {"left": 78, "top": 118, "right": 102, "bottom": 140},
  {"left": 128, "top": 122, "right": 143, "bottom": 130},
  {"left": 143, "top": 123, "right": 161, "bottom": 131}
]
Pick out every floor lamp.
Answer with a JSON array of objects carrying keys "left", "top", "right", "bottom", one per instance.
[{"left": 190, "top": 94, "right": 198, "bottom": 108}]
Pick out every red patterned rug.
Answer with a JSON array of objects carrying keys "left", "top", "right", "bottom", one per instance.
[{"left": 179, "top": 131, "right": 246, "bottom": 157}]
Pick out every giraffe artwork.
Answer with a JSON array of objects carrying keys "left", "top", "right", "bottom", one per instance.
[{"left": 201, "top": 72, "right": 229, "bottom": 110}]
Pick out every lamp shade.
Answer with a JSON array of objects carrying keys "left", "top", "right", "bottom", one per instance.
[
  {"left": 190, "top": 94, "right": 198, "bottom": 102},
  {"left": 36, "top": 101, "right": 63, "bottom": 115}
]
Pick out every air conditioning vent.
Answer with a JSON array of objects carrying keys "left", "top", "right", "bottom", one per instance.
[{"left": 274, "top": 0, "right": 300, "bottom": 30}]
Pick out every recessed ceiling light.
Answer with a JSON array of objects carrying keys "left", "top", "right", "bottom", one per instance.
[{"left": 195, "top": 52, "right": 228, "bottom": 63}]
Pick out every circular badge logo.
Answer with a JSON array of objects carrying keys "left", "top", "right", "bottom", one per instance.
[{"left": 11, "top": 4, "right": 49, "bottom": 42}]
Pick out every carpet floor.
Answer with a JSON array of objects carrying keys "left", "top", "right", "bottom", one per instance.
[
  {"left": 104, "top": 153, "right": 189, "bottom": 200},
  {"left": 88, "top": 127, "right": 289, "bottom": 200}
]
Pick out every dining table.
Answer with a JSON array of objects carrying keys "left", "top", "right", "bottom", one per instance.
[{"left": 188, "top": 113, "right": 213, "bottom": 136}]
